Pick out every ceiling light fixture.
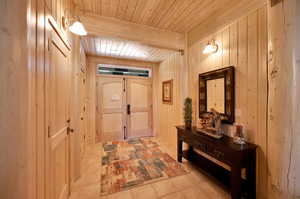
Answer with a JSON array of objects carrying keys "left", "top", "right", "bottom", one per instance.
[
  {"left": 203, "top": 40, "right": 218, "bottom": 54},
  {"left": 69, "top": 20, "right": 87, "bottom": 36}
]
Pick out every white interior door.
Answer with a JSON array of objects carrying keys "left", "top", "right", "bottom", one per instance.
[
  {"left": 46, "top": 17, "right": 71, "bottom": 199},
  {"left": 126, "top": 79, "right": 153, "bottom": 139},
  {"left": 97, "top": 77, "right": 126, "bottom": 141}
]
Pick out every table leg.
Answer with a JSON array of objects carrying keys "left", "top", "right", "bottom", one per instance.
[
  {"left": 188, "top": 145, "right": 194, "bottom": 159},
  {"left": 177, "top": 138, "right": 183, "bottom": 163},
  {"left": 231, "top": 166, "right": 242, "bottom": 199},
  {"left": 246, "top": 152, "right": 256, "bottom": 199}
]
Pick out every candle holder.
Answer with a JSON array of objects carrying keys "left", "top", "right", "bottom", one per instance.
[{"left": 233, "top": 124, "right": 246, "bottom": 145}]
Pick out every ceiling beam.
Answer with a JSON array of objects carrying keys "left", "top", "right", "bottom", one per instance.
[{"left": 80, "top": 14, "right": 186, "bottom": 51}]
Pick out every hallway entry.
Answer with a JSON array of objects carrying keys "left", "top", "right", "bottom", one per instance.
[{"left": 96, "top": 76, "right": 153, "bottom": 142}]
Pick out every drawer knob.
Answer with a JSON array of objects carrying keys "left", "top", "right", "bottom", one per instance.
[{"left": 214, "top": 150, "right": 224, "bottom": 158}]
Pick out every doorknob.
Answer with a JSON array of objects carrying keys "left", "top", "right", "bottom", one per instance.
[
  {"left": 67, "top": 127, "right": 74, "bottom": 134},
  {"left": 127, "top": 104, "right": 131, "bottom": 115}
]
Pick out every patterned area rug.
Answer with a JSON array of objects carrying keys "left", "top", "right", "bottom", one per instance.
[{"left": 100, "top": 138, "right": 188, "bottom": 195}]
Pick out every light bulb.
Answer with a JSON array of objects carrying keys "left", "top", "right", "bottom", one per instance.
[
  {"left": 203, "top": 41, "right": 218, "bottom": 54},
  {"left": 69, "top": 21, "right": 87, "bottom": 36}
]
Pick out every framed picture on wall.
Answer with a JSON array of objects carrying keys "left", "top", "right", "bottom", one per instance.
[{"left": 162, "top": 80, "right": 173, "bottom": 105}]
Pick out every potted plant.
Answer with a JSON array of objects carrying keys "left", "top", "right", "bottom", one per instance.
[{"left": 183, "top": 97, "right": 192, "bottom": 129}]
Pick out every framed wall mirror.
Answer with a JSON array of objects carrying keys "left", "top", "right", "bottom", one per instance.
[{"left": 199, "top": 66, "right": 235, "bottom": 123}]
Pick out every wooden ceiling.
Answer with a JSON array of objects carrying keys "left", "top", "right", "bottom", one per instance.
[
  {"left": 81, "top": 36, "right": 177, "bottom": 62},
  {"left": 75, "top": 0, "right": 265, "bottom": 62},
  {"left": 73, "top": 0, "right": 265, "bottom": 33}
]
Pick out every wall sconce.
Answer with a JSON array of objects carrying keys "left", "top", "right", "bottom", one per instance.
[
  {"left": 69, "top": 18, "right": 87, "bottom": 36},
  {"left": 203, "top": 40, "right": 218, "bottom": 54}
]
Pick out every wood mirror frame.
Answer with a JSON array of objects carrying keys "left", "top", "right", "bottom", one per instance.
[{"left": 199, "top": 66, "right": 235, "bottom": 124}]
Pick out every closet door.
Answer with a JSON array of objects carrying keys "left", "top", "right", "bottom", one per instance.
[
  {"left": 97, "top": 77, "right": 126, "bottom": 141},
  {"left": 126, "top": 79, "right": 153, "bottom": 138},
  {"left": 45, "top": 17, "right": 71, "bottom": 199}
]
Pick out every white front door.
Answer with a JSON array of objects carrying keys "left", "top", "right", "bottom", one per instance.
[
  {"left": 126, "top": 79, "right": 153, "bottom": 139},
  {"left": 97, "top": 76, "right": 153, "bottom": 142},
  {"left": 97, "top": 77, "right": 127, "bottom": 141}
]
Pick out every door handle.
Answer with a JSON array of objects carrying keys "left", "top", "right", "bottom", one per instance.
[
  {"left": 67, "top": 127, "right": 74, "bottom": 134},
  {"left": 127, "top": 104, "right": 131, "bottom": 115}
]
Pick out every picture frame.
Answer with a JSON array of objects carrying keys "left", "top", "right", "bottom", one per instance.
[{"left": 162, "top": 80, "right": 173, "bottom": 105}]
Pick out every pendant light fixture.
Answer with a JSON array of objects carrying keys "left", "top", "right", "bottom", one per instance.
[
  {"left": 69, "top": 19, "right": 87, "bottom": 36},
  {"left": 203, "top": 40, "right": 218, "bottom": 54}
]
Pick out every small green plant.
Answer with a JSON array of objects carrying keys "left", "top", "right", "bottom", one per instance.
[{"left": 183, "top": 97, "right": 192, "bottom": 129}]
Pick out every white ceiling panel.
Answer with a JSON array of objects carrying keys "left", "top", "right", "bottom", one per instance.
[{"left": 81, "top": 36, "right": 177, "bottom": 62}]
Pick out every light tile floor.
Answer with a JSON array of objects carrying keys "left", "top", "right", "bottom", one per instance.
[{"left": 69, "top": 139, "right": 230, "bottom": 199}]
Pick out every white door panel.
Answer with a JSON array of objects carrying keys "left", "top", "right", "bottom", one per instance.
[
  {"left": 97, "top": 76, "right": 153, "bottom": 141},
  {"left": 126, "top": 79, "right": 152, "bottom": 139},
  {"left": 97, "top": 77, "right": 126, "bottom": 142},
  {"left": 46, "top": 17, "right": 71, "bottom": 199}
]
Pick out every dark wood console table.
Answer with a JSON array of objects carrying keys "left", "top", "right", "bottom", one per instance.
[{"left": 176, "top": 126, "right": 257, "bottom": 199}]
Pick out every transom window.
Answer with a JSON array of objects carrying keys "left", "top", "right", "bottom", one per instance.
[{"left": 97, "top": 64, "right": 151, "bottom": 77}]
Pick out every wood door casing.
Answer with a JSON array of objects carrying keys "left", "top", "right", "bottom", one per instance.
[
  {"left": 126, "top": 79, "right": 153, "bottom": 139},
  {"left": 79, "top": 69, "right": 87, "bottom": 159},
  {"left": 97, "top": 77, "right": 126, "bottom": 142},
  {"left": 46, "top": 17, "right": 71, "bottom": 199}
]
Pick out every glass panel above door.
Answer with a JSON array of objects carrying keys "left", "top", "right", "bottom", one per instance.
[{"left": 97, "top": 64, "right": 151, "bottom": 77}]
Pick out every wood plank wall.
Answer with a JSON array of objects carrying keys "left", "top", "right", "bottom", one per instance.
[
  {"left": 0, "top": 0, "right": 37, "bottom": 199},
  {"left": 0, "top": 0, "right": 84, "bottom": 198},
  {"left": 188, "top": 6, "right": 268, "bottom": 199},
  {"left": 69, "top": 35, "right": 87, "bottom": 182},
  {"left": 157, "top": 52, "right": 186, "bottom": 150},
  {"left": 268, "top": 0, "right": 300, "bottom": 197}
]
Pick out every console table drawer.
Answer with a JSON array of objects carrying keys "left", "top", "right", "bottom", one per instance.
[
  {"left": 179, "top": 133, "right": 207, "bottom": 152},
  {"left": 206, "top": 145, "right": 228, "bottom": 163},
  {"left": 192, "top": 140, "right": 207, "bottom": 152}
]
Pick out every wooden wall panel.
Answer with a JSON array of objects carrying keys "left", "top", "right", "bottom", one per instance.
[
  {"left": 247, "top": 11, "right": 259, "bottom": 143},
  {"left": 70, "top": 35, "right": 81, "bottom": 183},
  {"left": 157, "top": 52, "right": 186, "bottom": 150},
  {"left": 188, "top": 6, "right": 268, "bottom": 199},
  {"left": 237, "top": 16, "right": 248, "bottom": 130},
  {"left": 268, "top": 0, "right": 300, "bottom": 197},
  {"left": 257, "top": 6, "right": 268, "bottom": 198},
  {"left": 296, "top": 1, "right": 300, "bottom": 195},
  {"left": 36, "top": 1, "right": 46, "bottom": 199},
  {"left": 87, "top": 59, "right": 97, "bottom": 144},
  {"left": 1, "top": 0, "right": 84, "bottom": 199},
  {"left": 0, "top": 0, "right": 37, "bottom": 199},
  {"left": 187, "top": 0, "right": 266, "bottom": 46},
  {"left": 69, "top": 35, "right": 87, "bottom": 183}
]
